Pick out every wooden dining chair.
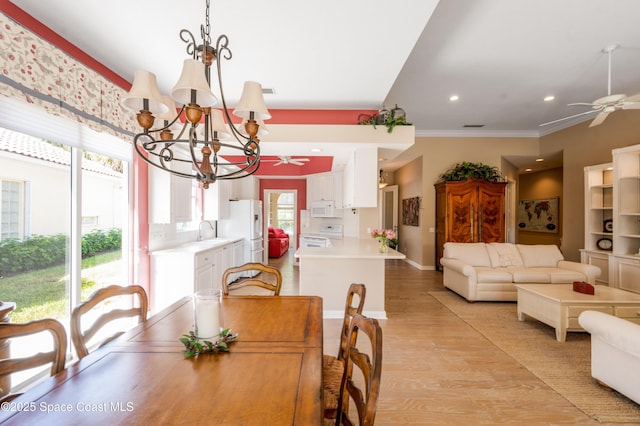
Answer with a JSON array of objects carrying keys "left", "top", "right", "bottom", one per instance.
[
  {"left": 221, "top": 262, "right": 282, "bottom": 296},
  {"left": 71, "top": 284, "right": 148, "bottom": 360},
  {"left": 323, "top": 283, "right": 366, "bottom": 419},
  {"left": 0, "top": 318, "right": 67, "bottom": 402},
  {"left": 333, "top": 314, "right": 383, "bottom": 426}
]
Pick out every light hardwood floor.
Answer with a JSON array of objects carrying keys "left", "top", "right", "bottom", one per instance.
[{"left": 269, "top": 252, "right": 615, "bottom": 425}]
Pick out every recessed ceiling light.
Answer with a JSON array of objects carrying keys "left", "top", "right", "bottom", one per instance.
[
  {"left": 525, "top": 168, "right": 532, "bottom": 172},
  {"left": 544, "top": 95, "right": 555, "bottom": 102},
  {"left": 449, "top": 95, "right": 459, "bottom": 102},
  {"left": 535, "top": 158, "right": 544, "bottom": 162},
  {"left": 378, "top": 157, "right": 387, "bottom": 162},
  {"left": 311, "top": 148, "right": 321, "bottom": 153}
]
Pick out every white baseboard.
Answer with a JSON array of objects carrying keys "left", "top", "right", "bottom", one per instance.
[{"left": 404, "top": 258, "right": 436, "bottom": 271}]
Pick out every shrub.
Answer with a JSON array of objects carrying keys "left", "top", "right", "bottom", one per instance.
[{"left": 0, "top": 228, "right": 121, "bottom": 276}]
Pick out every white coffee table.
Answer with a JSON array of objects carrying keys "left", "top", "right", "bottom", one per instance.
[{"left": 515, "top": 284, "right": 640, "bottom": 342}]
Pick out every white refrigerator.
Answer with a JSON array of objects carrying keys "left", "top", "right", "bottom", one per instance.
[{"left": 217, "top": 199, "right": 264, "bottom": 276}]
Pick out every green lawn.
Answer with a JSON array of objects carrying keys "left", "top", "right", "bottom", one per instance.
[{"left": 0, "top": 251, "right": 121, "bottom": 323}]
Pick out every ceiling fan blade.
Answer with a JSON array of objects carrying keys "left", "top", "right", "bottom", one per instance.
[
  {"left": 625, "top": 93, "right": 640, "bottom": 103},
  {"left": 567, "top": 102, "right": 598, "bottom": 107},
  {"left": 539, "top": 109, "right": 599, "bottom": 127},
  {"left": 589, "top": 111, "right": 610, "bottom": 127}
]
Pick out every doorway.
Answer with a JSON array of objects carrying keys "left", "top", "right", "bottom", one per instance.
[
  {"left": 265, "top": 190, "right": 298, "bottom": 250},
  {"left": 380, "top": 184, "right": 399, "bottom": 238}
]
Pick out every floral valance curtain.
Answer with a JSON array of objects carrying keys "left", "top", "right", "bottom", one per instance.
[{"left": 0, "top": 12, "right": 135, "bottom": 140}]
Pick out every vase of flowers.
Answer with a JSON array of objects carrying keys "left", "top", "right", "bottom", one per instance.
[{"left": 371, "top": 228, "right": 395, "bottom": 253}]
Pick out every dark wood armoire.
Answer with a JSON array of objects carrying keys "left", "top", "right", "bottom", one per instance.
[{"left": 434, "top": 180, "right": 507, "bottom": 270}]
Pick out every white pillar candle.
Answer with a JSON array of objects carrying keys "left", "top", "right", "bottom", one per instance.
[{"left": 194, "top": 289, "right": 221, "bottom": 339}]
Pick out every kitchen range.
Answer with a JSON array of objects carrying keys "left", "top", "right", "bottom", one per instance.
[{"left": 299, "top": 224, "right": 343, "bottom": 248}]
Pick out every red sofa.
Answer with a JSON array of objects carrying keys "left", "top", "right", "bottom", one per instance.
[{"left": 268, "top": 227, "right": 290, "bottom": 258}]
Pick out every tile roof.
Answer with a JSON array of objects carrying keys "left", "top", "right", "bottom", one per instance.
[{"left": 0, "top": 128, "right": 123, "bottom": 178}]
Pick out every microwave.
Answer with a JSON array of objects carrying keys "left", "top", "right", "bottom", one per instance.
[{"left": 310, "top": 200, "right": 336, "bottom": 218}]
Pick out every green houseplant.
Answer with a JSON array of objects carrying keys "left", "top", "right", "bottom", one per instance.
[
  {"left": 358, "top": 105, "right": 412, "bottom": 133},
  {"left": 437, "top": 161, "right": 504, "bottom": 183}
]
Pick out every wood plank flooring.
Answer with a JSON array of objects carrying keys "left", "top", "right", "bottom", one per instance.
[{"left": 269, "top": 252, "right": 618, "bottom": 425}]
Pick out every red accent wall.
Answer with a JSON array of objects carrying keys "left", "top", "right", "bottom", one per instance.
[{"left": 260, "top": 178, "right": 307, "bottom": 245}]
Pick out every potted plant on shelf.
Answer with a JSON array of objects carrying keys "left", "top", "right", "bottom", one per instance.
[
  {"left": 437, "top": 161, "right": 505, "bottom": 183},
  {"left": 358, "top": 104, "right": 412, "bottom": 133}
]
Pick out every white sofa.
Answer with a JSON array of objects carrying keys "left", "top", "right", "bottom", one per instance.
[
  {"left": 440, "top": 242, "right": 601, "bottom": 302},
  {"left": 578, "top": 310, "right": 640, "bottom": 405}
]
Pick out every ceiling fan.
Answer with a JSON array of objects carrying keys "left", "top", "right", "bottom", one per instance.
[
  {"left": 540, "top": 44, "right": 640, "bottom": 128},
  {"left": 262, "top": 156, "right": 311, "bottom": 166}
]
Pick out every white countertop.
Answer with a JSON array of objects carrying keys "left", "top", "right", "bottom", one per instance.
[
  {"left": 150, "top": 238, "right": 243, "bottom": 255},
  {"left": 295, "top": 237, "right": 406, "bottom": 260}
]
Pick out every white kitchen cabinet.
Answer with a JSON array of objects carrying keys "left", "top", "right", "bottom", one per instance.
[
  {"left": 232, "top": 175, "right": 258, "bottom": 200},
  {"left": 307, "top": 172, "right": 340, "bottom": 205},
  {"left": 203, "top": 179, "right": 231, "bottom": 220},
  {"left": 343, "top": 148, "right": 377, "bottom": 208},
  {"left": 150, "top": 240, "right": 238, "bottom": 313},
  {"left": 148, "top": 160, "right": 193, "bottom": 224}
]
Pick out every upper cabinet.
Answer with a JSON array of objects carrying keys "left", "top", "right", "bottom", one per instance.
[
  {"left": 343, "top": 147, "right": 377, "bottom": 208},
  {"left": 148, "top": 161, "right": 193, "bottom": 224},
  {"left": 203, "top": 179, "right": 231, "bottom": 221},
  {"left": 307, "top": 172, "right": 343, "bottom": 206},
  {"left": 613, "top": 144, "right": 640, "bottom": 256}
]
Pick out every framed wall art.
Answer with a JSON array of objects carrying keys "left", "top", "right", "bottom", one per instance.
[
  {"left": 517, "top": 197, "right": 559, "bottom": 233},
  {"left": 402, "top": 197, "right": 420, "bottom": 226}
]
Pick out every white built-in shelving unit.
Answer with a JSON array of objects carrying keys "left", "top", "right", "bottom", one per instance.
[{"left": 582, "top": 144, "right": 640, "bottom": 293}]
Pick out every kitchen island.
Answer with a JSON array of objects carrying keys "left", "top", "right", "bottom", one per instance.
[{"left": 295, "top": 237, "right": 406, "bottom": 318}]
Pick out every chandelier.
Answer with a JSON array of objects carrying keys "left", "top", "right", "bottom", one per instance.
[{"left": 121, "top": 0, "right": 270, "bottom": 189}]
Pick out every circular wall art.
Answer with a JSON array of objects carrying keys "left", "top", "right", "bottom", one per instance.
[{"left": 604, "top": 219, "right": 613, "bottom": 233}]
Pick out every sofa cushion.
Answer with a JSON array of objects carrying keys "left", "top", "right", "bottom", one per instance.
[
  {"left": 443, "top": 242, "right": 491, "bottom": 267},
  {"left": 511, "top": 269, "right": 551, "bottom": 283},
  {"left": 516, "top": 244, "right": 564, "bottom": 268},
  {"left": 475, "top": 267, "right": 514, "bottom": 283},
  {"left": 486, "top": 243, "right": 524, "bottom": 268},
  {"left": 548, "top": 269, "right": 586, "bottom": 283}
]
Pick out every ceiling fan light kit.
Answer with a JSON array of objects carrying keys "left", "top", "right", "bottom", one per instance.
[
  {"left": 540, "top": 44, "right": 640, "bottom": 128},
  {"left": 121, "top": 0, "right": 270, "bottom": 189}
]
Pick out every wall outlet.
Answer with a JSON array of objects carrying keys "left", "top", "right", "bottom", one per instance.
[{"left": 429, "top": 227, "right": 435, "bottom": 233}]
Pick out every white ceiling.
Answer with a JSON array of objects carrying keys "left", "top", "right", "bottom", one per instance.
[{"left": 10, "top": 0, "right": 640, "bottom": 174}]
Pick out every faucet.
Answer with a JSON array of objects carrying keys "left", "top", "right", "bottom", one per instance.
[{"left": 198, "top": 220, "right": 215, "bottom": 241}]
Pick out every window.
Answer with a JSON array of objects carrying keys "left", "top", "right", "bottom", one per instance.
[
  {"left": 1, "top": 179, "right": 25, "bottom": 240},
  {"left": 0, "top": 117, "right": 131, "bottom": 391},
  {"left": 269, "top": 192, "right": 295, "bottom": 235}
]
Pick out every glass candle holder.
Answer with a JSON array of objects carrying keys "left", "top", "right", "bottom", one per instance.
[{"left": 194, "top": 289, "right": 222, "bottom": 339}]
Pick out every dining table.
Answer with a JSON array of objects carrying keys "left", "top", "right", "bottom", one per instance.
[{"left": 0, "top": 295, "right": 324, "bottom": 425}]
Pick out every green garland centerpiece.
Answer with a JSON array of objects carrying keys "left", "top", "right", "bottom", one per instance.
[{"left": 180, "top": 328, "right": 238, "bottom": 359}]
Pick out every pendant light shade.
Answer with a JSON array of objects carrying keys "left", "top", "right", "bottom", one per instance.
[
  {"left": 171, "top": 59, "right": 218, "bottom": 107},
  {"left": 122, "top": 71, "right": 168, "bottom": 114},
  {"left": 211, "top": 108, "right": 231, "bottom": 138},
  {"left": 233, "top": 81, "right": 271, "bottom": 120}
]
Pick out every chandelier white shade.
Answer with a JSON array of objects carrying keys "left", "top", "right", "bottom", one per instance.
[
  {"left": 122, "top": 71, "right": 168, "bottom": 115},
  {"left": 233, "top": 81, "right": 271, "bottom": 121},
  {"left": 121, "top": 0, "right": 269, "bottom": 189},
  {"left": 170, "top": 59, "right": 218, "bottom": 107}
]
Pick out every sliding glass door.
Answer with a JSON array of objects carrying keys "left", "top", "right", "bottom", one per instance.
[{"left": 0, "top": 125, "right": 131, "bottom": 390}]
